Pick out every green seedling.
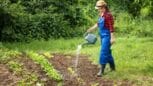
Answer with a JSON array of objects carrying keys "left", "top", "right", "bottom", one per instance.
[
  {"left": 7, "top": 61, "right": 23, "bottom": 74},
  {"left": 67, "top": 67, "right": 75, "bottom": 75},
  {"left": 27, "top": 51, "right": 62, "bottom": 81}
]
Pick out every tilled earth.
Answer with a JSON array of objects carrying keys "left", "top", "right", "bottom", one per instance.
[
  {"left": 49, "top": 54, "right": 133, "bottom": 86},
  {"left": 0, "top": 64, "right": 20, "bottom": 86},
  {"left": 0, "top": 53, "right": 133, "bottom": 86}
]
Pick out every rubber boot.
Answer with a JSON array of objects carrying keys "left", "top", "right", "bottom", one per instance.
[
  {"left": 97, "top": 64, "right": 106, "bottom": 77},
  {"left": 109, "top": 62, "right": 115, "bottom": 71}
]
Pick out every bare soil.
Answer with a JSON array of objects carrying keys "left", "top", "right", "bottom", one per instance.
[
  {"left": 16, "top": 54, "right": 58, "bottom": 85},
  {"left": 0, "top": 64, "right": 20, "bottom": 86},
  {"left": 0, "top": 53, "right": 133, "bottom": 86},
  {"left": 49, "top": 53, "right": 133, "bottom": 86}
]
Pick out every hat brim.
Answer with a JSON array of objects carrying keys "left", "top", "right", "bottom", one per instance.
[{"left": 95, "top": 6, "right": 98, "bottom": 9}]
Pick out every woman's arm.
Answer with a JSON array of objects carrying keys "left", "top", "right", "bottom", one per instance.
[
  {"left": 106, "top": 13, "right": 115, "bottom": 44},
  {"left": 87, "top": 23, "right": 98, "bottom": 33}
]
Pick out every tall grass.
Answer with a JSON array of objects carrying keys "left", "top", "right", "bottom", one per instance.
[
  {"left": 2, "top": 38, "right": 84, "bottom": 53},
  {"left": 115, "top": 12, "right": 153, "bottom": 37}
]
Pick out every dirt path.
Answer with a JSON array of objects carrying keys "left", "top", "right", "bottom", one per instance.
[{"left": 49, "top": 53, "right": 133, "bottom": 86}]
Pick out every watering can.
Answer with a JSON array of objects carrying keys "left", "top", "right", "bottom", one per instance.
[{"left": 84, "top": 33, "right": 97, "bottom": 44}]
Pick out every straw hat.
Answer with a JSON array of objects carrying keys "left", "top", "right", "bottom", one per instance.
[{"left": 95, "top": 0, "right": 107, "bottom": 9}]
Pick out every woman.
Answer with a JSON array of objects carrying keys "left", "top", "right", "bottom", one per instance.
[{"left": 86, "top": 0, "right": 115, "bottom": 77}]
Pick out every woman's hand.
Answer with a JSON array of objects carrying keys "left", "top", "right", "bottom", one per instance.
[
  {"left": 110, "top": 33, "right": 115, "bottom": 45},
  {"left": 111, "top": 37, "right": 115, "bottom": 44}
]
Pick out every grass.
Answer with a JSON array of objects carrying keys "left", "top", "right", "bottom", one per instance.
[
  {"left": 1, "top": 37, "right": 153, "bottom": 85},
  {"left": 2, "top": 38, "right": 83, "bottom": 53},
  {"left": 115, "top": 12, "right": 153, "bottom": 37}
]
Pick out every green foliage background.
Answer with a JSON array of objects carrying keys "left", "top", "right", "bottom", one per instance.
[{"left": 0, "top": 0, "right": 153, "bottom": 42}]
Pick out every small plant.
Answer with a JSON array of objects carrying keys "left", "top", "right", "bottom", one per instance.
[
  {"left": 6, "top": 50, "right": 21, "bottom": 57},
  {"left": 77, "top": 77, "right": 85, "bottom": 85},
  {"left": 22, "top": 73, "right": 38, "bottom": 85},
  {"left": 7, "top": 61, "right": 38, "bottom": 85},
  {"left": 26, "top": 51, "right": 62, "bottom": 81},
  {"left": 91, "top": 83, "right": 99, "bottom": 86},
  {"left": 7, "top": 61, "right": 23, "bottom": 74},
  {"left": 67, "top": 67, "right": 75, "bottom": 75},
  {"left": 0, "top": 49, "right": 21, "bottom": 63},
  {"left": 16, "top": 71, "right": 38, "bottom": 86},
  {"left": 43, "top": 52, "right": 54, "bottom": 58}
]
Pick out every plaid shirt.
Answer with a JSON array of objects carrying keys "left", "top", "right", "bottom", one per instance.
[{"left": 102, "top": 11, "right": 114, "bottom": 32}]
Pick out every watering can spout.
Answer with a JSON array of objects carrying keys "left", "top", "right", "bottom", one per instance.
[
  {"left": 81, "top": 42, "right": 89, "bottom": 47},
  {"left": 80, "top": 33, "right": 97, "bottom": 47}
]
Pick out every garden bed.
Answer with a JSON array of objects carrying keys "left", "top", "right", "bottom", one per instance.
[
  {"left": 49, "top": 53, "right": 133, "bottom": 86},
  {"left": 0, "top": 52, "right": 133, "bottom": 86}
]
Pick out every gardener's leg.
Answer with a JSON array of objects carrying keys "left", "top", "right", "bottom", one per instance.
[
  {"left": 108, "top": 44, "right": 115, "bottom": 71},
  {"left": 97, "top": 64, "right": 106, "bottom": 77},
  {"left": 97, "top": 36, "right": 110, "bottom": 77},
  {"left": 108, "top": 55, "right": 115, "bottom": 71}
]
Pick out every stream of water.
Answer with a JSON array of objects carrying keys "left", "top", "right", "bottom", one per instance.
[{"left": 74, "top": 44, "right": 82, "bottom": 74}]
